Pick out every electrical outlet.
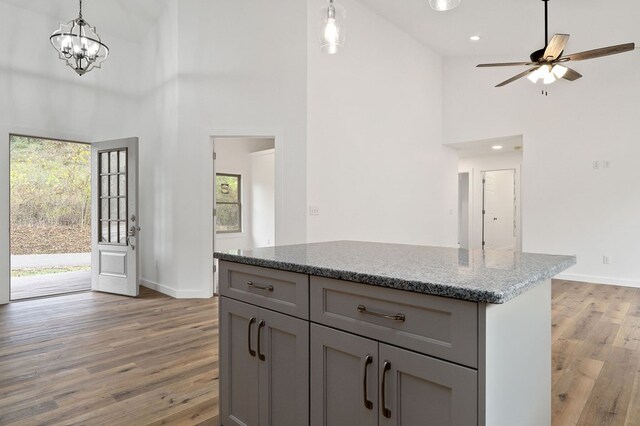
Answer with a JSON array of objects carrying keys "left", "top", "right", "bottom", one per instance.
[
  {"left": 593, "top": 161, "right": 600, "bottom": 170},
  {"left": 309, "top": 206, "right": 320, "bottom": 216},
  {"left": 603, "top": 160, "right": 610, "bottom": 169},
  {"left": 603, "top": 256, "right": 611, "bottom": 265}
]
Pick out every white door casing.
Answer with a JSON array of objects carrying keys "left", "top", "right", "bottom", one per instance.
[{"left": 91, "top": 137, "right": 139, "bottom": 297}]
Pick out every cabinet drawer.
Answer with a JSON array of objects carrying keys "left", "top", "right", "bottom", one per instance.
[
  {"left": 310, "top": 276, "right": 478, "bottom": 368},
  {"left": 219, "top": 261, "right": 309, "bottom": 319}
]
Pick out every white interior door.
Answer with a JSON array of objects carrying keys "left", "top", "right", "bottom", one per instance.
[
  {"left": 91, "top": 138, "right": 139, "bottom": 297},
  {"left": 483, "top": 170, "right": 516, "bottom": 250}
]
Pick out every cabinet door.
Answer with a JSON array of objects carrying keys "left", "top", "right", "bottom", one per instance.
[
  {"left": 379, "top": 344, "right": 477, "bottom": 426},
  {"left": 258, "top": 308, "right": 309, "bottom": 426},
  {"left": 311, "top": 324, "right": 378, "bottom": 426},
  {"left": 220, "top": 297, "right": 260, "bottom": 426}
]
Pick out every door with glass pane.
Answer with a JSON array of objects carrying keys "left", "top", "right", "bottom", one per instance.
[{"left": 91, "top": 138, "right": 139, "bottom": 297}]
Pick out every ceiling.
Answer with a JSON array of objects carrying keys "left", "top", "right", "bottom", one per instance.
[
  {"left": 0, "top": 0, "right": 169, "bottom": 42},
  {"left": 449, "top": 135, "right": 523, "bottom": 158},
  {"left": 359, "top": 0, "right": 640, "bottom": 58}
]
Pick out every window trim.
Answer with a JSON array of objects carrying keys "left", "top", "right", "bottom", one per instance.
[{"left": 216, "top": 173, "right": 242, "bottom": 234}]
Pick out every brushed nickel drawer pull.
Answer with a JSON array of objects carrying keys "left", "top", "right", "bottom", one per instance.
[
  {"left": 363, "top": 354, "right": 373, "bottom": 409},
  {"left": 247, "top": 281, "right": 274, "bottom": 292},
  {"left": 357, "top": 304, "right": 406, "bottom": 322}
]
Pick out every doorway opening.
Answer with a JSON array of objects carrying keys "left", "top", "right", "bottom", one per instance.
[
  {"left": 450, "top": 135, "right": 523, "bottom": 251},
  {"left": 212, "top": 137, "right": 276, "bottom": 292},
  {"left": 10, "top": 135, "right": 91, "bottom": 300}
]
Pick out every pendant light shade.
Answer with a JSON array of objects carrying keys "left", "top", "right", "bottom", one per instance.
[
  {"left": 50, "top": 0, "right": 109, "bottom": 76},
  {"left": 320, "top": 0, "right": 346, "bottom": 55},
  {"left": 429, "top": 0, "right": 462, "bottom": 12}
]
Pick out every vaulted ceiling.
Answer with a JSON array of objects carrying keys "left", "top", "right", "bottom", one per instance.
[
  {"left": 0, "top": 0, "right": 169, "bottom": 43},
  {"left": 359, "top": 0, "right": 640, "bottom": 58}
]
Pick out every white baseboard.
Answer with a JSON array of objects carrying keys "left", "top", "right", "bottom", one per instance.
[
  {"left": 140, "top": 278, "right": 214, "bottom": 299},
  {"left": 555, "top": 273, "right": 640, "bottom": 288}
]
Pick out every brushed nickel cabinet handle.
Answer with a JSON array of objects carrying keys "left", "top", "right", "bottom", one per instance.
[
  {"left": 247, "top": 317, "right": 256, "bottom": 357},
  {"left": 257, "top": 320, "right": 266, "bottom": 361},
  {"left": 357, "top": 305, "right": 406, "bottom": 322},
  {"left": 363, "top": 355, "right": 373, "bottom": 410},
  {"left": 382, "top": 361, "right": 392, "bottom": 418},
  {"left": 247, "top": 281, "right": 274, "bottom": 292}
]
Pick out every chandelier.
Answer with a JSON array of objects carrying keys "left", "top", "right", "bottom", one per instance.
[{"left": 50, "top": 0, "right": 109, "bottom": 76}]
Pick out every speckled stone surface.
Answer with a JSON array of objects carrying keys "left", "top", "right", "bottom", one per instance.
[{"left": 214, "top": 241, "right": 576, "bottom": 304}]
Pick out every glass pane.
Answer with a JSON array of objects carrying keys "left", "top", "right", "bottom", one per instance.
[
  {"left": 110, "top": 176, "right": 118, "bottom": 197},
  {"left": 110, "top": 151, "right": 118, "bottom": 173},
  {"left": 101, "top": 199, "right": 108, "bottom": 221},
  {"left": 100, "top": 152, "right": 109, "bottom": 174},
  {"left": 119, "top": 222, "right": 127, "bottom": 244},
  {"left": 101, "top": 176, "right": 108, "bottom": 197},
  {"left": 119, "top": 150, "right": 127, "bottom": 173},
  {"left": 110, "top": 199, "right": 118, "bottom": 220},
  {"left": 110, "top": 222, "right": 118, "bottom": 243},
  {"left": 216, "top": 175, "right": 240, "bottom": 203},
  {"left": 217, "top": 204, "right": 241, "bottom": 233},
  {"left": 119, "top": 199, "right": 127, "bottom": 220},
  {"left": 101, "top": 221, "right": 109, "bottom": 243},
  {"left": 119, "top": 174, "right": 126, "bottom": 197}
]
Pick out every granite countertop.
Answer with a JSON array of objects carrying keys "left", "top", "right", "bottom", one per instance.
[{"left": 214, "top": 241, "right": 576, "bottom": 304}]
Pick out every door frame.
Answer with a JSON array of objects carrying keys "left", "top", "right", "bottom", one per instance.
[
  {"left": 1, "top": 126, "right": 91, "bottom": 305},
  {"left": 481, "top": 168, "right": 518, "bottom": 251},
  {"left": 209, "top": 128, "right": 284, "bottom": 296}
]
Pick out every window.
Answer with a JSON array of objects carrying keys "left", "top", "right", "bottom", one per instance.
[
  {"left": 216, "top": 173, "right": 242, "bottom": 233},
  {"left": 98, "top": 149, "right": 128, "bottom": 244}
]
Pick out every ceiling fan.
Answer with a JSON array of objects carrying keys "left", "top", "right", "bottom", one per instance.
[{"left": 477, "top": 0, "right": 635, "bottom": 87}]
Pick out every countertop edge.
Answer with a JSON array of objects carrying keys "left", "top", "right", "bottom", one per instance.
[{"left": 214, "top": 252, "right": 577, "bottom": 304}]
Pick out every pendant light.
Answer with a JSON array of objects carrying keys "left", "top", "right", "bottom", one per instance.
[
  {"left": 320, "top": 0, "right": 346, "bottom": 54},
  {"left": 50, "top": 0, "right": 109, "bottom": 76},
  {"left": 429, "top": 0, "right": 462, "bottom": 12}
]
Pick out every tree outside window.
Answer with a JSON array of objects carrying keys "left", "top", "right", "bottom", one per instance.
[{"left": 216, "top": 174, "right": 242, "bottom": 233}]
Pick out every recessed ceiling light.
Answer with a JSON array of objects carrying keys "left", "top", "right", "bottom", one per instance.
[
  {"left": 492, "top": 145, "right": 503, "bottom": 150},
  {"left": 470, "top": 35, "right": 481, "bottom": 41}
]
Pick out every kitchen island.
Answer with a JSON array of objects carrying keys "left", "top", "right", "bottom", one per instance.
[{"left": 215, "top": 241, "right": 575, "bottom": 426}]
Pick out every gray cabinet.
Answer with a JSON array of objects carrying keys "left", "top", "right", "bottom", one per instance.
[
  {"left": 220, "top": 297, "right": 309, "bottom": 426},
  {"left": 311, "top": 324, "right": 477, "bottom": 426}
]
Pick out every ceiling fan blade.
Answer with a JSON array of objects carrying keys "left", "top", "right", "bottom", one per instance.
[
  {"left": 562, "top": 67, "right": 582, "bottom": 81},
  {"left": 495, "top": 67, "right": 538, "bottom": 88},
  {"left": 477, "top": 62, "right": 533, "bottom": 68},
  {"left": 543, "top": 34, "right": 570, "bottom": 60},
  {"left": 563, "top": 43, "right": 635, "bottom": 61}
]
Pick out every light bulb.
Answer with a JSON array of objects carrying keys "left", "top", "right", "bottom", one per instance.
[
  {"left": 552, "top": 64, "right": 567, "bottom": 79},
  {"left": 537, "top": 64, "right": 551, "bottom": 78},
  {"left": 543, "top": 73, "right": 556, "bottom": 85},
  {"left": 324, "top": 18, "right": 339, "bottom": 45},
  {"left": 429, "top": 0, "right": 462, "bottom": 11},
  {"left": 527, "top": 68, "right": 541, "bottom": 83}
]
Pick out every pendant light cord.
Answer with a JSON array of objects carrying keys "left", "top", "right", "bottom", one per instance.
[{"left": 79, "top": 0, "right": 83, "bottom": 19}]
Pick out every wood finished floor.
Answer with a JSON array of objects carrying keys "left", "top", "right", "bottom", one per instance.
[
  {"left": 552, "top": 280, "right": 640, "bottom": 426},
  {"left": 1, "top": 281, "right": 639, "bottom": 425},
  {"left": 0, "top": 287, "right": 218, "bottom": 425}
]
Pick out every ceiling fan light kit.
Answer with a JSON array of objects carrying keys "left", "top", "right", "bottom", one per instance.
[{"left": 477, "top": 0, "right": 635, "bottom": 88}]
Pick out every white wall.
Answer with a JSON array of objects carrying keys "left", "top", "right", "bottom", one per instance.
[
  {"left": 0, "top": 3, "right": 142, "bottom": 304},
  {"left": 136, "top": 0, "right": 308, "bottom": 298},
  {"left": 306, "top": 0, "right": 458, "bottom": 246},
  {"left": 214, "top": 138, "right": 274, "bottom": 253},
  {"left": 444, "top": 54, "right": 640, "bottom": 286},
  {"left": 458, "top": 172, "right": 469, "bottom": 249},
  {"left": 250, "top": 149, "right": 276, "bottom": 248},
  {"left": 458, "top": 150, "right": 523, "bottom": 251}
]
